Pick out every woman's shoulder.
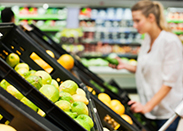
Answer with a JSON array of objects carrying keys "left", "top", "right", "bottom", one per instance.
[{"left": 162, "top": 30, "right": 180, "bottom": 43}]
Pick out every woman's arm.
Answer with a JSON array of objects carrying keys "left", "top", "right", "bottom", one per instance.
[
  {"left": 128, "top": 85, "right": 171, "bottom": 114},
  {"left": 109, "top": 57, "right": 137, "bottom": 73}
]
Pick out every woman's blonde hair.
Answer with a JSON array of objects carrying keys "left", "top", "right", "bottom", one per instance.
[{"left": 131, "top": 0, "right": 171, "bottom": 32}]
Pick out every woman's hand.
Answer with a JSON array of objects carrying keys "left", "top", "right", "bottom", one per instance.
[
  {"left": 128, "top": 100, "right": 149, "bottom": 114},
  {"left": 108, "top": 57, "right": 126, "bottom": 70}
]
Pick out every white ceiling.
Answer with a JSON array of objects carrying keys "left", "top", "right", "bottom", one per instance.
[{"left": 0, "top": 0, "right": 183, "bottom": 8}]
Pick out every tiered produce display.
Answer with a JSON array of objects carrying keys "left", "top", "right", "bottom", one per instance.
[{"left": 21, "top": 23, "right": 157, "bottom": 131}]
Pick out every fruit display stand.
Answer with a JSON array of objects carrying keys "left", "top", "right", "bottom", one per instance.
[
  {"left": 19, "top": 24, "right": 157, "bottom": 131},
  {"left": 0, "top": 23, "right": 101, "bottom": 131},
  {"left": 0, "top": 23, "right": 143, "bottom": 131}
]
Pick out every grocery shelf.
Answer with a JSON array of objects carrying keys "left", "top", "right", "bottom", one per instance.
[
  {"left": 81, "top": 27, "right": 137, "bottom": 33},
  {"left": 167, "top": 19, "right": 183, "bottom": 23},
  {"left": 40, "top": 27, "right": 64, "bottom": 32},
  {"left": 81, "top": 54, "right": 138, "bottom": 59},
  {"left": 16, "top": 14, "right": 66, "bottom": 20},
  {"left": 81, "top": 40, "right": 141, "bottom": 45},
  {"left": 172, "top": 30, "right": 183, "bottom": 35}
]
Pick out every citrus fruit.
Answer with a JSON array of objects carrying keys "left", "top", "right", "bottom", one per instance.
[
  {"left": 59, "top": 91, "right": 74, "bottom": 103},
  {"left": 76, "top": 88, "right": 86, "bottom": 96},
  {"left": 26, "top": 75, "right": 43, "bottom": 90},
  {"left": 51, "top": 79, "right": 59, "bottom": 90},
  {"left": 35, "top": 70, "right": 52, "bottom": 84},
  {"left": 57, "top": 54, "right": 74, "bottom": 70},
  {"left": 0, "top": 124, "right": 17, "bottom": 131},
  {"left": 110, "top": 100, "right": 125, "bottom": 115},
  {"left": 44, "top": 67, "right": 53, "bottom": 73},
  {"left": 86, "top": 86, "right": 96, "bottom": 95},
  {"left": 20, "top": 97, "right": 38, "bottom": 112},
  {"left": 39, "top": 84, "right": 59, "bottom": 102},
  {"left": 55, "top": 100, "right": 71, "bottom": 112},
  {"left": 46, "top": 50, "right": 55, "bottom": 58},
  {"left": 14, "top": 63, "right": 29, "bottom": 71},
  {"left": 72, "top": 94, "right": 89, "bottom": 105},
  {"left": 110, "top": 99, "right": 121, "bottom": 107},
  {"left": 98, "top": 93, "right": 111, "bottom": 104},
  {"left": 121, "top": 114, "right": 133, "bottom": 125},
  {"left": 6, "top": 53, "right": 20, "bottom": 68},
  {"left": 59, "top": 80, "right": 78, "bottom": 95},
  {"left": 6, "top": 85, "right": 24, "bottom": 100}
]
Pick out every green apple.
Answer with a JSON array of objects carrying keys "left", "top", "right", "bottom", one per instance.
[
  {"left": 6, "top": 85, "right": 24, "bottom": 100},
  {"left": 74, "top": 118, "right": 90, "bottom": 131},
  {"left": 39, "top": 84, "right": 59, "bottom": 102},
  {"left": 14, "top": 63, "right": 29, "bottom": 71},
  {"left": 51, "top": 79, "right": 59, "bottom": 90},
  {"left": 26, "top": 75, "right": 43, "bottom": 90},
  {"left": 76, "top": 114, "right": 94, "bottom": 128},
  {"left": 59, "top": 91, "right": 74, "bottom": 103},
  {"left": 71, "top": 101, "right": 88, "bottom": 116},
  {"left": 65, "top": 111, "right": 77, "bottom": 119},
  {"left": 21, "top": 97, "right": 38, "bottom": 112},
  {"left": 16, "top": 68, "right": 30, "bottom": 78},
  {"left": 35, "top": 70, "right": 52, "bottom": 84},
  {"left": 55, "top": 100, "right": 71, "bottom": 112},
  {"left": 6, "top": 53, "right": 20, "bottom": 67},
  {"left": 59, "top": 80, "right": 78, "bottom": 95}
]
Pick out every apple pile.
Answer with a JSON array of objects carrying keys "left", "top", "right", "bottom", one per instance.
[{"left": 1, "top": 53, "right": 94, "bottom": 131}]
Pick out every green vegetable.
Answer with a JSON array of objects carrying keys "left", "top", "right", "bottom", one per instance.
[
  {"left": 89, "top": 80, "right": 105, "bottom": 92},
  {"left": 103, "top": 82, "right": 119, "bottom": 94}
]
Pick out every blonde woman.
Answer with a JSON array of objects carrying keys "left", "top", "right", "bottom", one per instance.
[{"left": 109, "top": 0, "right": 183, "bottom": 130}]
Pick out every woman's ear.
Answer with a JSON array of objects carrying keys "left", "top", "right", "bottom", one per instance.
[{"left": 148, "top": 13, "right": 156, "bottom": 22}]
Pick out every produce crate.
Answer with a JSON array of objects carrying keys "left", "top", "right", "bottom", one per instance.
[
  {"left": 0, "top": 86, "right": 62, "bottom": 131},
  {"left": 24, "top": 24, "right": 157, "bottom": 131},
  {"left": 0, "top": 23, "right": 101, "bottom": 131}
]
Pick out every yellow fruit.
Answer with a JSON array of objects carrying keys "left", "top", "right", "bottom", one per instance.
[
  {"left": 0, "top": 124, "right": 17, "bottom": 131},
  {"left": 6, "top": 53, "right": 20, "bottom": 67},
  {"left": 121, "top": 114, "right": 133, "bottom": 125},
  {"left": 72, "top": 94, "right": 89, "bottom": 105},
  {"left": 87, "top": 86, "right": 96, "bottom": 95},
  {"left": 46, "top": 50, "right": 55, "bottom": 58},
  {"left": 110, "top": 100, "right": 125, "bottom": 115},
  {"left": 57, "top": 54, "right": 74, "bottom": 70},
  {"left": 98, "top": 93, "right": 111, "bottom": 104},
  {"left": 76, "top": 88, "right": 86, "bottom": 96},
  {"left": 110, "top": 99, "right": 121, "bottom": 107}
]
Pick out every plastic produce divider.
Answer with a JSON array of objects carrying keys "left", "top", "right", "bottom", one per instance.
[
  {"left": 0, "top": 57, "right": 87, "bottom": 131},
  {"left": 0, "top": 87, "right": 63, "bottom": 131}
]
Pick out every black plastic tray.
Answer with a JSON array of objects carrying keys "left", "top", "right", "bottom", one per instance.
[
  {"left": 24, "top": 24, "right": 157, "bottom": 131},
  {"left": 0, "top": 23, "right": 100, "bottom": 131},
  {"left": 0, "top": 86, "right": 62, "bottom": 131}
]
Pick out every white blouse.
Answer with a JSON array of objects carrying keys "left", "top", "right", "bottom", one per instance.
[{"left": 136, "top": 30, "right": 183, "bottom": 119}]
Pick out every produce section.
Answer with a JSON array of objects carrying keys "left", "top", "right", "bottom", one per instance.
[{"left": 0, "top": 3, "right": 182, "bottom": 131}]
